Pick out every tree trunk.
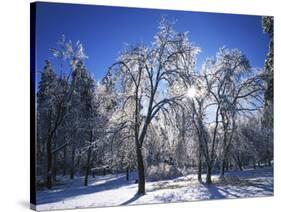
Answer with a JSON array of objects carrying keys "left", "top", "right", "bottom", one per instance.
[
  {"left": 197, "top": 152, "right": 202, "bottom": 182},
  {"left": 206, "top": 164, "right": 212, "bottom": 184},
  {"left": 76, "top": 155, "right": 81, "bottom": 176},
  {"left": 268, "top": 159, "right": 272, "bottom": 167},
  {"left": 84, "top": 147, "right": 92, "bottom": 186},
  {"left": 220, "top": 129, "right": 227, "bottom": 178},
  {"left": 253, "top": 159, "right": 256, "bottom": 169},
  {"left": 126, "top": 167, "right": 129, "bottom": 181},
  {"left": 52, "top": 152, "right": 57, "bottom": 182},
  {"left": 237, "top": 155, "right": 243, "bottom": 171},
  {"left": 70, "top": 144, "right": 75, "bottom": 179},
  {"left": 225, "top": 159, "right": 229, "bottom": 172},
  {"left": 63, "top": 145, "right": 67, "bottom": 176},
  {"left": 238, "top": 163, "right": 243, "bottom": 171},
  {"left": 52, "top": 136, "right": 58, "bottom": 182},
  {"left": 46, "top": 136, "right": 52, "bottom": 189},
  {"left": 136, "top": 145, "right": 145, "bottom": 195},
  {"left": 220, "top": 158, "right": 226, "bottom": 178}
]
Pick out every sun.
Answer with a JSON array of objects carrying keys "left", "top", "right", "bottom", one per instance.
[{"left": 187, "top": 87, "right": 197, "bottom": 98}]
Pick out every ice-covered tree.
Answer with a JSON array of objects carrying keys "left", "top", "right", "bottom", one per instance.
[
  {"left": 109, "top": 18, "right": 200, "bottom": 194},
  {"left": 202, "top": 48, "right": 263, "bottom": 179},
  {"left": 177, "top": 74, "right": 218, "bottom": 183}
]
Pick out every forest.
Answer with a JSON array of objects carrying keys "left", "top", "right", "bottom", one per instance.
[{"left": 35, "top": 16, "right": 273, "bottom": 208}]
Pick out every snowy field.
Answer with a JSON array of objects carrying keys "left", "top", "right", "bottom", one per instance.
[{"left": 36, "top": 167, "right": 273, "bottom": 211}]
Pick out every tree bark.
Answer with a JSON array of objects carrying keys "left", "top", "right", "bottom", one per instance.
[
  {"left": 197, "top": 152, "right": 202, "bottom": 182},
  {"left": 238, "top": 163, "right": 243, "bottom": 171},
  {"left": 206, "top": 164, "right": 212, "bottom": 184},
  {"left": 126, "top": 167, "right": 129, "bottom": 181},
  {"left": 225, "top": 159, "right": 229, "bottom": 172},
  {"left": 46, "top": 136, "right": 52, "bottom": 189},
  {"left": 70, "top": 144, "right": 75, "bottom": 179},
  {"left": 84, "top": 147, "right": 92, "bottom": 186},
  {"left": 76, "top": 155, "right": 81, "bottom": 176},
  {"left": 136, "top": 145, "right": 145, "bottom": 195},
  {"left": 52, "top": 152, "right": 57, "bottom": 182},
  {"left": 63, "top": 145, "right": 67, "bottom": 176},
  {"left": 219, "top": 127, "right": 227, "bottom": 178},
  {"left": 220, "top": 158, "right": 226, "bottom": 178},
  {"left": 237, "top": 155, "right": 243, "bottom": 171}
]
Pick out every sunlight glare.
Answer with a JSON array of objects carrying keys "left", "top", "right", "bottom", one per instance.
[{"left": 187, "top": 87, "right": 197, "bottom": 98}]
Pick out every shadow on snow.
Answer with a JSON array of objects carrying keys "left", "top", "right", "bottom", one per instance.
[
  {"left": 37, "top": 174, "right": 134, "bottom": 205},
  {"left": 37, "top": 167, "right": 273, "bottom": 205}
]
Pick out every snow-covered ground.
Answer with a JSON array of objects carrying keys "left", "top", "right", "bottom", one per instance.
[{"left": 36, "top": 167, "right": 273, "bottom": 211}]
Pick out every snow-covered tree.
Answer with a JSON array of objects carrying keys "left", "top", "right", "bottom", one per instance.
[
  {"left": 37, "top": 60, "right": 69, "bottom": 189},
  {"left": 261, "top": 16, "right": 273, "bottom": 129},
  {"left": 202, "top": 48, "right": 263, "bottom": 179},
  {"left": 109, "top": 18, "right": 200, "bottom": 194}
]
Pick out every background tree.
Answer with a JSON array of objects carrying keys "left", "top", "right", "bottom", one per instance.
[
  {"left": 37, "top": 60, "right": 59, "bottom": 188},
  {"left": 262, "top": 16, "right": 273, "bottom": 129},
  {"left": 261, "top": 17, "right": 274, "bottom": 166},
  {"left": 202, "top": 48, "right": 263, "bottom": 179}
]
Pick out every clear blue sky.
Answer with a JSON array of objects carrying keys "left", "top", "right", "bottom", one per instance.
[{"left": 35, "top": 2, "right": 270, "bottom": 82}]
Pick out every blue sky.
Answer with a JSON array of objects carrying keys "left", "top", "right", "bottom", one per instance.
[{"left": 35, "top": 2, "right": 270, "bottom": 82}]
